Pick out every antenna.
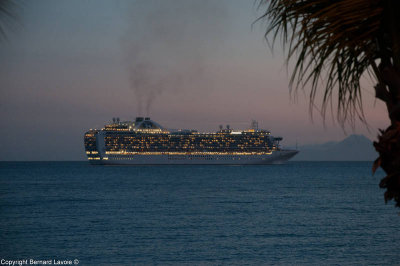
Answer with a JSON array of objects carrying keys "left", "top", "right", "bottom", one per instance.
[{"left": 251, "top": 120, "right": 258, "bottom": 131}]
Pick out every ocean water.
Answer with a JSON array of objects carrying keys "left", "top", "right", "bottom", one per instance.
[{"left": 0, "top": 161, "right": 399, "bottom": 265}]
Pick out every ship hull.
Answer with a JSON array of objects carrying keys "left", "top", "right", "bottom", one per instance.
[
  {"left": 85, "top": 118, "right": 299, "bottom": 165},
  {"left": 90, "top": 150, "right": 298, "bottom": 165}
]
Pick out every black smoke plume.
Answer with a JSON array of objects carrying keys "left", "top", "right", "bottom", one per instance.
[{"left": 122, "top": 0, "right": 228, "bottom": 116}]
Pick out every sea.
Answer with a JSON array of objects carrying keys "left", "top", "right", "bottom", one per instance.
[{"left": 0, "top": 161, "right": 399, "bottom": 265}]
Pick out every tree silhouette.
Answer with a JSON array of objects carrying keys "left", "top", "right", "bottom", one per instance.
[{"left": 259, "top": 0, "right": 400, "bottom": 207}]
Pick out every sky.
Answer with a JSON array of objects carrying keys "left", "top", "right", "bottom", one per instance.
[{"left": 0, "top": 0, "right": 389, "bottom": 161}]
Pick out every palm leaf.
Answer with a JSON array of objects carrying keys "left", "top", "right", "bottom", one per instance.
[
  {"left": 0, "top": 0, "right": 17, "bottom": 41},
  {"left": 258, "top": 0, "right": 383, "bottom": 126}
]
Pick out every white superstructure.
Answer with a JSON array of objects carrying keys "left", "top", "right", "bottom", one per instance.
[{"left": 84, "top": 117, "right": 298, "bottom": 165}]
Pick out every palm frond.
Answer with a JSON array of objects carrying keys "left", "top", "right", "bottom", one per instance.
[
  {"left": 0, "top": 0, "right": 17, "bottom": 41},
  {"left": 258, "top": 0, "right": 383, "bottom": 126}
]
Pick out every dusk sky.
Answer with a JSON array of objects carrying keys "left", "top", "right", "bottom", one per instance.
[{"left": 0, "top": 0, "right": 389, "bottom": 161}]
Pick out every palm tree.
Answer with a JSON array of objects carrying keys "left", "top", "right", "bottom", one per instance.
[{"left": 259, "top": 0, "right": 400, "bottom": 207}]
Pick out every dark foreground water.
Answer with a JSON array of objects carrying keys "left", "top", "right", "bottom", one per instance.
[{"left": 0, "top": 162, "right": 399, "bottom": 265}]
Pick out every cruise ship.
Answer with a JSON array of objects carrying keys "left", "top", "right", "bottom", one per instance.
[{"left": 84, "top": 117, "right": 298, "bottom": 165}]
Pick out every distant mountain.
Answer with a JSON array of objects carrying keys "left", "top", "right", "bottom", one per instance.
[{"left": 292, "top": 134, "right": 378, "bottom": 161}]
